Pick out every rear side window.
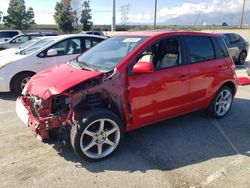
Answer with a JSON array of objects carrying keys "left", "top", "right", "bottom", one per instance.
[
  {"left": 213, "top": 37, "right": 229, "bottom": 58},
  {"left": 185, "top": 36, "right": 215, "bottom": 63},
  {"left": 0, "top": 31, "right": 19, "bottom": 38}
]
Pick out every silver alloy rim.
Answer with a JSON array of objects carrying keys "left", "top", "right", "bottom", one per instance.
[
  {"left": 80, "top": 118, "right": 120, "bottom": 159},
  {"left": 240, "top": 52, "right": 246, "bottom": 64},
  {"left": 21, "top": 76, "right": 31, "bottom": 90},
  {"left": 215, "top": 89, "right": 232, "bottom": 116}
]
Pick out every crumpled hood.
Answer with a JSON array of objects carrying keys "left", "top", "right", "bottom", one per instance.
[{"left": 26, "top": 63, "right": 103, "bottom": 100}]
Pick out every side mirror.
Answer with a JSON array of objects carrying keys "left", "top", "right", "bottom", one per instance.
[
  {"left": 132, "top": 61, "right": 154, "bottom": 74},
  {"left": 47, "top": 49, "right": 57, "bottom": 56}
]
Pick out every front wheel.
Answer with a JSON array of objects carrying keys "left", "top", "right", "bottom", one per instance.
[
  {"left": 70, "top": 109, "right": 124, "bottom": 161},
  {"left": 207, "top": 86, "right": 233, "bottom": 119},
  {"left": 12, "top": 72, "right": 34, "bottom": 94}
]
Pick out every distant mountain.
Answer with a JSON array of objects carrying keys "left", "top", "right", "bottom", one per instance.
[{"left": 159, "top": 11, "right": 250, "bottom": 26}]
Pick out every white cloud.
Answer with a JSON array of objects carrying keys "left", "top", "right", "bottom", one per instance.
[{"left": 128, "top": 0, "right": 247, "bottom": 23}]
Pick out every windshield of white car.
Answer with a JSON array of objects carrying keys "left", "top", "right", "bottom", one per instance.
[
  {"left": 20, "top": 38, "right": 55, "bottom": 55},
  {"left": 76, "top": 36, "right": 148, "bottom": 71}
]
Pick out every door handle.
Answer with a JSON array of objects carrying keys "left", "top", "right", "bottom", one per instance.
[{"left": 36, "top": 62, "right": 42, "bottom": 65}]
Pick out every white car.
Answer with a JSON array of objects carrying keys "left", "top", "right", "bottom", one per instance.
[
  {"left": 0, "top": 37, "right": 44, "bottom": 57},
  {"left": 0, "top": 30, "right": 22, "bottom": 43},
  {"left": 0, "top": 34, "right": 106, "bottom": 93}
]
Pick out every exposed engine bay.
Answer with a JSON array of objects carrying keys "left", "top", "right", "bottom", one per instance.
[{"left": 20, "top": 69, "right": 130, "bottom": 142}]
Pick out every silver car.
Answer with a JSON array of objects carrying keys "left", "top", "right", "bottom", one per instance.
[{"left": 223, "top": 33, "right": 249, "bottom": 65}]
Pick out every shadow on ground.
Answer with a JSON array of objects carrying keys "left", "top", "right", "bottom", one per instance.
[
  {"left": 0, "top": 92, "right": 18, "bottom": 101},
  {"left": 235, "top": 61, "right": 249, "bottom": 70},
  {"left": 54, "top": 97, "right": 250, "bottom": 173}
]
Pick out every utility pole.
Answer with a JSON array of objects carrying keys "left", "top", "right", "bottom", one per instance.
[
  {"left": 153, "top": 0, "right": 157, "bottom": 29},
  {"left": 111, "top": 0, "right": 116, "bottom": 31},
  {"left": 240, "top": 0, "right": 246, "bottom": 29}
]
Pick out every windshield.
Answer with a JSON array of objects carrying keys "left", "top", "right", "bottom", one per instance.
[
  {"left": 18, "top": 38, "right": 39, "bottom": 49},
  {"left": 75, "top": 36, "right": 148, "bottom": 71},
  {"left": 20, "top": 38, "right": 55, "bottom": 55}
]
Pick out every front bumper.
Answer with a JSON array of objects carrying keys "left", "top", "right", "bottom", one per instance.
[
  {"left": 16, "top": 96, "right": 71, "bottom": 141},
  {"left": 0, "top": 76, "right": 11, "bottom": 92},
  {"left": 16, "top": 97, "right": 47, "bottom": 140}
]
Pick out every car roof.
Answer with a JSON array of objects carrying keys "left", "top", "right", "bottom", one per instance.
[
  {"left": 114, "top": 30, "right": 223, "bottom": 38},
  {"left": 52, "top": 34, "right": 107, "bottom": 40}
]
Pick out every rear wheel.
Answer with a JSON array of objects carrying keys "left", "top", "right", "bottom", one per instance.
[
  {"left": 12, "top": 72, "right": 34, "bottom": 94},
  {"left": 237, "top": 51, "right": 247, "bottom": 65},
  {"left": 208, "top": 86, "right": 233, "bottom": 119},
  {"left": 70, "top": 109, "right": 124, "bottom": 161}
]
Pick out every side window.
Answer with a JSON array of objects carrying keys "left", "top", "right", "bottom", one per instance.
[
  {"left": 185, "top": 36, "right": 215, "bottom": 63},
  {"left": 213, "top": 37, "right": 229, "bottom": 58},
  {"left": 30, "top": 35, "right": 40, "bottom": 39},
  {"left": 224, "top": 34, "right": 230, "bottom": 46},
  {"left": 230, "top": 34, "right": 240, "bottom": 43},
  {"left": 11, "top": 36, "right": 29, "bottom": 43},
  {"left": 46, "top": 38, "right": 81, "bottom": 56},
  {"left": 84, "top": 37, "right": 103, "bottom": 50},
  {"left": 9, "top": 32, "right": 19, "bottom": 38},
  {"left": 136, "top": 37, "right": 181, "bottom": 70}
]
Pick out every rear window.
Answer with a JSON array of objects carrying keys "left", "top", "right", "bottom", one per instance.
[
  {"left": 213, "top": 37, "right": 229, "bottom": 58},
  {"left": 185, "top": 36, "right": 215, "bottom": 63}
]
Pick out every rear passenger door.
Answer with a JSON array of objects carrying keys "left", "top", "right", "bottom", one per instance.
[{"left": 184, "top": 35, "right": 227, "bottom": 109}]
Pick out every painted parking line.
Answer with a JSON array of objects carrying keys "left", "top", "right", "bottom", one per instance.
[{"left": 209, "top": 117, "right": 240, "bottom": 155}]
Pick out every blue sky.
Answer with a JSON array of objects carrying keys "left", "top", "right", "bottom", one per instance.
[{"left": 0, "top": 0, "right": 248, "bottom": 24}]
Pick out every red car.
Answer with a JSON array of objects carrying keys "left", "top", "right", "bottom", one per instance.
[{"left": 16, "top": 31, "right": 238, "bottom": 161}]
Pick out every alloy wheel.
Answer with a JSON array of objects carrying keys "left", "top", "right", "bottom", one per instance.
[
  {"left": 80, "top": 118, "right": 121, "bottom": 159},
  {"left": 215, "top": 89, "right": 232, "bottom": 116}
]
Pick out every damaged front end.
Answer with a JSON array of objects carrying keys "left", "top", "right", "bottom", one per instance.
[{"left": 16, "top": 69, "right": 130, "bottom": 141}]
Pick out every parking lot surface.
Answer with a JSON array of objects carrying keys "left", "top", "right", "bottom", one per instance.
[{"left": 0, "top": 64, "right": 250, "bottom": 188}]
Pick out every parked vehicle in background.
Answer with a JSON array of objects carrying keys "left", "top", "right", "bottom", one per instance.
[
  {"left": 222, "top": 33, "right": 249, "bottom": 65},
  {"left": 0, "top": 37, "right": 44, "bottom": 57},
  {"left": 80, "top": 31, "right": 105, "bottom": 36},
  {"left": 0, "top": 30, "right": 22, "bottom": 42},
  {"left": 16, "top": 31, "right": 238, "bottom": 161},
  {"left": 0, "top": 32, "right": 58, "bottom": 50},
  {"left": 0, "top": 34, "right": 106, "bottom": 93}
]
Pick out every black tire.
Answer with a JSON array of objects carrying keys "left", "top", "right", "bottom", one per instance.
[
  {"left": 70, "top": 108, "right": 124, "bottom": 162},
  {"left": 237, "top": 51, "right": 247, "bottom": 65},
  {"left": 207, "top": 85, "right": 233, "bottom": 119},
  {"left": 12, "top": 72, "right": 34, "bottom": 94}
]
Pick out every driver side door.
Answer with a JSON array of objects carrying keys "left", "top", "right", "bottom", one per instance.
[{"left": 128, "top": 36, "right": 191, "bottom": 129}]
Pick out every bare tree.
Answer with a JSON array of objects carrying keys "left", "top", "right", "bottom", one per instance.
[
  {"left": 71, "top": 0, "right": 83, "bottom": 32},
  {"left": 120, "top": 3, "right": 131, "bottom": 25}
]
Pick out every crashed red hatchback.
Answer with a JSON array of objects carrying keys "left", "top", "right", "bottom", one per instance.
[{"left": 16, "top": 31, "right": 238, "bottom": 161}]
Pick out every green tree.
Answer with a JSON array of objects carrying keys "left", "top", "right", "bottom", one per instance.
[
  {"left": 80, "top": 0, "right": 93, "bottom": 31},
  {"left": 54, "top": 0, "right": 75, "bottom": 33},
  {"left": 3, "top": 0, "right": 35, "bottom": 30}
]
